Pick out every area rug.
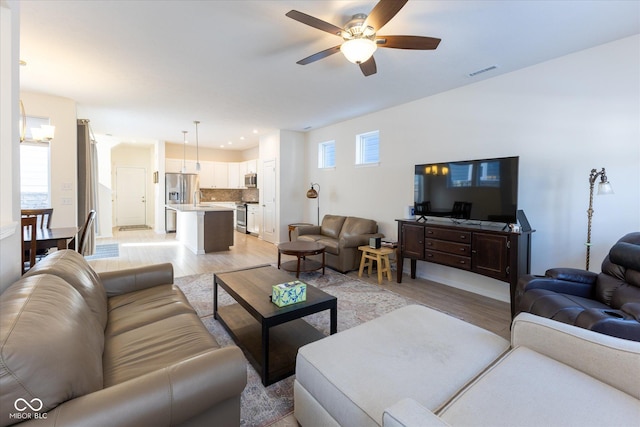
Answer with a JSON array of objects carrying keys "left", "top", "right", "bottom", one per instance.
[
  {"left": 118, "top": 225, "right": 152, "bottom": 231},
  {"left": 174, "top": 268, "right": 427, "bottom": 427},
  {"left": 85, "top": 243, "right": 119, "bottom": 260}
]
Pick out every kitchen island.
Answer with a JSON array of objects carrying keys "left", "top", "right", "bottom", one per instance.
[{"left": 167, "top": 204, "right": 234, "bottom": 254}]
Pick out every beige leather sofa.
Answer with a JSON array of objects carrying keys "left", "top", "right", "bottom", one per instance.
[
  {"left": 0, "top": 250, "right": 246, "bottom": 427},
  {"left": 294, "top": 305, "right": 640, "bottom": 426},
  {"left": 293, "top": 215, "right": 384, "bottom": 273}
]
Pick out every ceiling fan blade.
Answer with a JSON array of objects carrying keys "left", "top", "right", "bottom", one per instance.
[
  {"left": 296, "top": 45, "right": 342, "bottom": 65},
  {"left": 359, "top": 56, "right": 377, "bottom": 76},
  {"left": 376, "top": 35, "right": 441, "bottom": 50},
  {"left": 364, "top": 0, "right": 408, "bottom": 31},
  {"left": 286, "top": 10, "right": 343, "bottom": 36}
]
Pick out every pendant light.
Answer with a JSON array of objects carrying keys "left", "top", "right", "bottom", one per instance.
[
  {"left": 194, "top": 120, "right": 201, "bottom": 171},
  {"left": 181, "top": 130, "right": 188, "bottom": 173}
]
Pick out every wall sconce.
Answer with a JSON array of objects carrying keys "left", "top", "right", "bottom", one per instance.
[
  {"left": 585, "top": 167, "right": 614, "bottom": 270},
  {"left": 19, "top": 100, "right": 26, "bottom": 142},
  {"left": 306, "top": 183, "right": 321, "bottom": 226},
  {"left": 19, "top": 100, "right": 55, "bottom": 142},
  {"left": 30, "top": 125, "right": 56, "bottom": 142}
]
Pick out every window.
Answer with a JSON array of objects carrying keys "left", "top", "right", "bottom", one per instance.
[
  {"left": 20, "top": 142, "right": 51, "bottom": 208},
  {"left": 355, "top": 130, "right": 379, "bottom": 166},
  {"left": 318, "top": 140, "right": 335, "bottom": 168}
]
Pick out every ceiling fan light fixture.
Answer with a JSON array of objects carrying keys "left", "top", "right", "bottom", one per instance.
[{"left": 340, "top": 38, "right": 377, "bottom": 64}]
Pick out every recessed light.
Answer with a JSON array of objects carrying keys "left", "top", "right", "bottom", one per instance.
[
  {"left": 220, "top": 145, "right": 225, "bottom": 148},
  {"left": 240, "top": 136, "right": 245, "bottom": 140},
  {"left": 252, "top": 129, "right": 258, "bottom": 134}
]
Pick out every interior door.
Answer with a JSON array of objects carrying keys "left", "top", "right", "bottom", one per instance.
[
  {"left": 116, "top": 167, "right": 146, "bottom": 226},
  {"left": 262, "top": 159, "right": 277, "bottom": 243}
]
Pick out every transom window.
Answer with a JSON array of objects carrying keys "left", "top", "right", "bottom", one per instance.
[
  {"left": 318, "top": 140, "right": 336, "bottom": 169},
  {"left": 355, "top": 130, "right": 379, "bottom": 166}
]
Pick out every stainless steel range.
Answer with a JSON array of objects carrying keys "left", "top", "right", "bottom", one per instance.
[{"left": 235, "top": 203, "right": 248, "bottom": 233}]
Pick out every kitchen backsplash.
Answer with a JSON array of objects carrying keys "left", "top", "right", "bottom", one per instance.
[{"left": 201, "top": 188, "right": 259, "bottom": 203}]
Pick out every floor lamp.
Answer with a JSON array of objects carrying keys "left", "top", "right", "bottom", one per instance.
[
  {"left": 306, "top": 183, "right": 320, "bottom": 226},
  {"left": 585, "top": 167, "right": 613, "bottom": 270}
]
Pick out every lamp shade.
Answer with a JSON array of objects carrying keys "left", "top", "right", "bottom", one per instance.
[
  {"left": 306, "top": 186, "right": 318, "bottom": 199},
  {"left": 597, "top": 181, "right": 614, "bottom": 195},
  {"left": 340, "top": 38, "right": 377, "bottom": 64}
]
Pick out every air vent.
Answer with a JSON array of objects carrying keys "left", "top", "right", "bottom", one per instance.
[{"left": 468, "top": 65, "right": 498, "bottom": 77}]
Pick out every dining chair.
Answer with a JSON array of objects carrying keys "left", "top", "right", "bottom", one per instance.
[
  {"left": 21, "top": 208, "right": 54, "bottom": 258},
  {"left": 75, "top": 210, "right": 96, "bottom": 255},
  {"left": 21, "top": 208, "right": 54, "bottom": 229},
  {"left": 22, "top": 216, "right": 37, "bottom": 274}
]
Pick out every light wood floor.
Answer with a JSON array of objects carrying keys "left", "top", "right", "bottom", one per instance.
[{"left": 90, "top": 229, "right": 511, "bottom": 339}]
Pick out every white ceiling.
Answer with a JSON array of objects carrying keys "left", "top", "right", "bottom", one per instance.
[{"left": 19, "top": 1, "right": 640, "bottom": 150}]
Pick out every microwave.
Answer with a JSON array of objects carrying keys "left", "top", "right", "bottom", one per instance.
[{"left": 244, "top": 173, "right": 257, "bottom": 188}]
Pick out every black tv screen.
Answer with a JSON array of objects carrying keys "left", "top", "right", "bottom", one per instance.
[{"left": 414, "top": 156, "right": 519, "bottom": 223}]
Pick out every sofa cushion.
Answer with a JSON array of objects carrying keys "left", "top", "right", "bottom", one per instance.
[
  {"left": 320, "top": 215, "right": 346, "bottom": 239},
  {"left": 339, "top": 216, "right": 377, "bottom": 239},
  {"left": 437, "top": 346, "right": 640, "bottom": 426},
  {"left": 317, "top": 238, "right": 340, "bottom": 255},
  {"left": 518, "top": 288, "right": 609, "bottom": 323},
  {"left": 0, "top": 275, "right": 104, "bottom": 421},
  {"left": 103, "top": 313, "right": 220, "bottom": 387},
  {"left": 297, "top": 234, "right": 324, "bottom": 243},
  {"left": 24, "top": 249, "right": 108, "bottom": 329},
  {"left": 105, "top": 284, "right": 197, "bottom": 337},
  {"left": 295, "top": 305, "right": 509, "bottom": 426}
]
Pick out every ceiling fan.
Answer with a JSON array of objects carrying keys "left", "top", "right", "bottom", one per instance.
[{"left": 285, "top": 0, "right": 441, "bottom": 77}]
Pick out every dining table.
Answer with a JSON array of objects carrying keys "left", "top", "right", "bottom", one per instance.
[{"left": 23, "top": 226, "right": 79, "bottom": 251}]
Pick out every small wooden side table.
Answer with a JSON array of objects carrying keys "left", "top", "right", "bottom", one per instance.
[
  {"left": 358, "top": 245, "right": 394, "bottom": 284},
  {"left": 278, "top": 241, "right": 325, "bottom": 278}
]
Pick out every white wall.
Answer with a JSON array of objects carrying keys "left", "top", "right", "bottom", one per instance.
[
  {"left": 304, "top": 35, "right": 640, "bottom": 302},
  {"left": 20, "top": 92, "right": 78, "bottom": 228},
  {"left": 259, "top": 130, "right": 306, "bottom": 244},
  {"left": 0, "top": 0, "right": 21, "bottom": 292}
]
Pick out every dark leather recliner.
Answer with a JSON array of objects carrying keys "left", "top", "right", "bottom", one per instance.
[{"left": 515, "top": 232, "right": 640, "bottom": 341}]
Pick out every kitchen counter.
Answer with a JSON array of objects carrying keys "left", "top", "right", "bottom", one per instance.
[
  {"left": 168, "top": 204, "right": 234, "bottom": 253},
  {"left": 166, "top": 203, "right": 235, "bottom": 212}
]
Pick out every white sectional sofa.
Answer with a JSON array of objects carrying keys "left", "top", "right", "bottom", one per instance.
[{"left": 294, "top": 305, "right": 640, "bottom": 427}]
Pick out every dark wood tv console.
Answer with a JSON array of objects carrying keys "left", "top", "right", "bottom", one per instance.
[{"left": 396, "top": 219, "right": 534, "bottom": 317}]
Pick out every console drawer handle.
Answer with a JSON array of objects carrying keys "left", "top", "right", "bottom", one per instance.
[
  {"left": 459, "top": 260, "right": 466, "bottom": 264},
  {"left": 426, "top": 254, "right": 433, "bottom": 258},
  {"left": 460, "top": 235, "right": 466, "bottom": 239}
]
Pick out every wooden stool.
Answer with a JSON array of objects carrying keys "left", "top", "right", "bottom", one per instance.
[{"left": 358, "top": 245, "right": 394, "bottom": 284}]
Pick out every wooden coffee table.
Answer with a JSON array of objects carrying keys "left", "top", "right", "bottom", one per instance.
[
  {"left": 214, "top": 265, "right": 337, "bottom": 386},
  {"left": 277, "top": 241, "right": 325, "bottom": 278}
]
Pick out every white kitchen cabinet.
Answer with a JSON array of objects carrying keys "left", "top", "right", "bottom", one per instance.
[
  {"left": 165, "top": 159, "right": 182, "bottom": 173},
  {"left": 166, "top": 158, "right": 199, "bottom": 174},
  {"left": 199, "top": 161, "right": 215, "bottom": 188},
  {"left": 247, "top": 204, "right": 261, "bottom": 235},
  {"left": 228, "top": 162, "right": 240, "bottom": 189},
  {"left": 246, "top": 159, "right": 258, "bottom": 174},
  {"left": 212, "top": 162, "right": 228, "bottom": 188},
  {"left": 238, "top": 161, "right": 248, "bottom": 187}
]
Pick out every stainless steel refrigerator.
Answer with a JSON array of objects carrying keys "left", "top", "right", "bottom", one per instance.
[{"left": 165, "top": 173, "right": 199, "bottom": 232}]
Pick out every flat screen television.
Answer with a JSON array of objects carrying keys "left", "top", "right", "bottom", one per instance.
[{"left": 414, "top": 156, "right": 519, "bottom": 224}]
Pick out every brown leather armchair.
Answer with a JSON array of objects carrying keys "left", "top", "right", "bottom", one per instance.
[
  {"left": 293, "top": 215, "right": 384, "bottom": 273},
  {"left": 515, "top": 232, "right": 640, "bottom": 341}
]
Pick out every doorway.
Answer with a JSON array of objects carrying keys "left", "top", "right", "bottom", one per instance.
[{"left": 115, "top": 167, "right": 146, "bottom": 226}]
